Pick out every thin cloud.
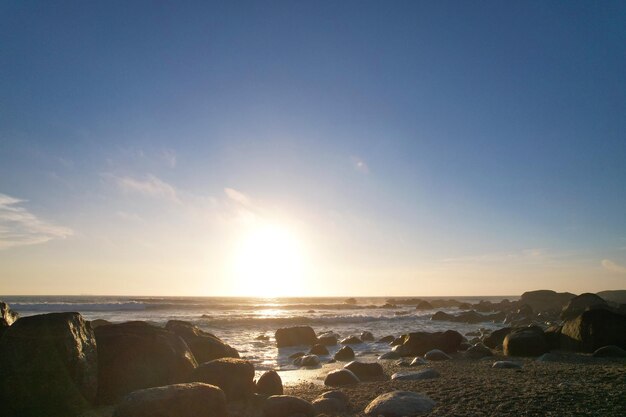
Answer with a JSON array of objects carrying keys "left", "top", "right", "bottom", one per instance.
[
  {"left": 105, "top": 173, "right": 181, "bottom": 203},
  {"left": 351, "top": 156, "right": 369, "bottom": 174},
  {"left": 224, "top": 187, "right": 251, "bottom": 206},
  {"left": 601, "top": 259, "right": 626, "bottom": 274},
  {"left": 0, "top": 193, "right": 72, "bottom": 250}
]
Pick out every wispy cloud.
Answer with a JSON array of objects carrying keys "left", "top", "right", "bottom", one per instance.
[
  {"left": 0, "top": 193, "right": 73, "bottom": 250},
  {"left": 104, "top": 173, "right": 181, "bottom": 203},
  {"left": 224, "top": 187, "right": 251, "bottom": 206},
  {"left": 350, "top": 156, "right": 369, "bottom": 174},
  {"left": 601, "top": 259, "right": 626, "bottom": 274}
]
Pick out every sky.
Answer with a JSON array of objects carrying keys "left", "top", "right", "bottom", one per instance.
[{"left": 1, "top": 0, "right": 625, "bottom": 296}]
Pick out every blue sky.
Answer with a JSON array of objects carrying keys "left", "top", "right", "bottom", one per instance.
[{"left": 1, "top": 1, "right": 625, "bottom": 295}]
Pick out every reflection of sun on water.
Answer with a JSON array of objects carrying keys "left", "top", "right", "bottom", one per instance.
[{"left": 231, "top": 223, "right": 308, "bottom": 297}]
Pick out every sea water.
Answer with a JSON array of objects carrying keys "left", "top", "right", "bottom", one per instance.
[{"left": 2, "top": 295, "right": 515, "bottom": 372}]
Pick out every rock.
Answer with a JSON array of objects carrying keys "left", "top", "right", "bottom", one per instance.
[
  {"left": 378, "top": 335, "right": 395, "bottom": 344},
  {"left": 95, "top": 321, "right": 197, "bottom": 404},
  {"left": 395, "top": 359, "right": 411, "bottom": 366},
  {"left": 364, "top": 391, "right": 436, "bottom": 416},
  {"left": 187, "top": 358, "right": 254, "bottom": 401},
  {"left": 483, "top": 327, "right": 512, "bottom": 349},
  {"left": 0, "top": 312, "right": 97, "bottom": 417},
  {"left": 294, "top": 354, "right": 320, "bottom": 367},
  {"left": 458, "top": 342, "right": 472, "bottom": 351},
  {"left": 360, "top": 331, "right": 375, "bottom": 341},
  {"left": 465, "top": 331, "right": 481, "bottom": 337},
  {"left": 596, "top": 290, "right": 626, "bottom": 304},
  {"left": 592, "top": 345, "right": 626, "bottom": 358},
  {"left": 263, "top": 395, "right": 315, "bottom": 417},
  {"left": 334, "top": 346, "right": 355, "bottom": 361},
  {"left": 309, "top": 344, "right": 329, "bottom": 355},
  {"left": 410, "top": 357, "right": 427, "bottom": 366},
  {"left": 319, "top": 390, "right": 349, "bottom": 403},
  {"left": 432, "top": 310, "right": 505, "bottom": 324},
  {"left": 89, "top": 319, "right": 112, "bottom": 329},
  {"left": 503, "top": 326, "right": 548, "bottom": 357},
  {"left": 289, "top": 352, "right": 305, "bottom": 359},
  {"left": 165, "top": 320, "right": 239, "bottom": 363},
  {"left": 544, "top": 325, "right": 562, "bottom": 350},
  {"left": 256, "top": 370, "right": 283, "bottom": 396},
  {"left": 517, "top": 304, "right": 533, "bottom": 316},
  {"left": 492, "top": 361, "right": 522, "bottom": 369},
  {"left": 317, "top": 335, "right": 338, "bottom": 346},
  {"left": 112, "top": 383, "right": 226, "bottom": 417},
  {"left": 415, "top": 301, "right": 433, "bottom": 310},
  {"left": 394, "top": 330, "right": 463, "bottom": 356},
  {"left": 424, "top": 349, "right": 451, "bottom": 361},
  {"left": 560, "top": 293, "right": 607, "bottom": 321},
  {"left": 378, "top": 351, "right": 401, "bottom": 360},
  {"left": 536, "top": 352, "right": 565, "bottom": 362},
  {"left": 345, "top": 298, "right": 357, "bottom": 305},
  {"left": 0, "top": 302, "right": 19, "bottom": 327},
  {"left": 312, "top": 397, "right": 348, "bottom": 414},
  {"left": 560, "top": 308, "right": 626, "bottom": 352},
  {"left": 344, "top": 361, "right": 384, "bottom": 379},
  {"left": 274, "top": 326, "right": 317, "bottom": 348},
  {"left": 390, "top": 336, "right": 405, "bottom": 346},
  {"left": 391, "top": 368, "right": 440, "bottom": 380},
  {"left": 430, "top": 311, "right": 455, "bottom": 321},
  {"left": 256, "top": 334, "right": 270, "bottom": 341},
  {"left": 465, "top": 343, "right": 493, "bottom": 359},
  {"left": 518, "top": 290, "right": 575, "bottom": 314},
  {"left": 324, "top": 369, "right": 360, "bottom": 386},
  {"left": 340, "top": 335, "right": 363, "bottom": 344}
]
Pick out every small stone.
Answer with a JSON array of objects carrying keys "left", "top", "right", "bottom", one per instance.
[{"left": 492, "top": 361, "right": 522, "bottom": 369}]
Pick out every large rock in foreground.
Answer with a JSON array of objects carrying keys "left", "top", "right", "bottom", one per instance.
[
  {"left": 95, "top": 321, "right": 197, "bottom": 404},
  {"left": 560, "top": 308, "right": 626, "bottom": 352},
  {"left": 364, "top": 391, "right": 435, "bottom": 416},
  {"left": 560, "top": 293, "right": 607, "bottom": 321},
  {"left": 256, "top": 370, "right": 283, "bottom": 396},
  {"left": 518, "top": 290, "right": 575, "bottom": 313},
  {"left": 112, "top": 383, "right": 227, "bottom": 417},
  {"left": 503, "top": 326, "right": 548, "bottom": 357},
  {"left": 275, "top": 326, "right": 317, "bottom": 347},
  {"left": 165, "top": 320, "right": 239, "bottom": 363},
  {"left": 0, "top": 312, "right": 97, "bottom": 417},
  {"left": 188, "top": 357, "right": 255, "bottom": 401},
  {"left": 394, "top": 330, "right": 463, "bottom": 356}
]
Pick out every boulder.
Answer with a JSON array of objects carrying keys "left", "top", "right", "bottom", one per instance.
[
  {"left": 592, "top": 345, "right": 626, "bottom": 358},
  {"left": 95, "top": 321, "right": 197, "bottom": 404},
  {"left": 410, "top": 357, "right": 427, "bottom": 366},
  {"left": 378, "top": 335, "right": 395, "bottom": 344},
  {"left": 165, "top": 320, "right": 239, "bottom": 363},
  {"left": 112, "top": 383, "right": 226, "bottom": 417},
  {"left": 317, "top": 334, "right": 338, "bottom": 346},
  {"left": 309, "top": 344, "right": 329, "bottom": 355},
  {"left": 360, "top": 331, "right": 375, "bottom": 341},
  {"left": 561, "top": 308, "right": 626, "bottom": 352},
  {"left": 518, "top": 290, "right": 575, "bottom": 314},
  {"left": 560, "top": 293, "right": 608, "bottom": 321},
  {"left": 394, "top": 330, "right": 463, "bottom": 356},
  {"left": 415, "top": 301, "right": 433, "bottom": 310},
  {"left": 378, "top": 351, "right": 401, "bottom": 360},
  {"left": 293, "top": 354, "right": 320, "bottom": 367},
  {"left": 263, "top": 395, "right": 315, "bottom": 417},
  {"left": 344, "top": 361, "right": 384, "bottom": 379},
  {"left": 424, "top": 349, "right": 451, "bottom": 361},
  {"left": 391, "top": 368, "right": 440, "bottom": 380},
  {"left": 544, "top": 325, "right": 562, "bottom": 350},
  {"left": 492, "top": 361, "right": 522, "bottom": 369},
  {"left": 390, "top": 336, "right": 405, "bottom": 346},
  {"left": 89, "top": 319, "right": 112, "bottom": 329},
  {"left": 188, "top": 358, "right": 254, "bottom": 401},
  {"left": 0, "top": 312, "right": 97, "bottom": 417},
  {"left": 289, "top": 352, "right": 305, "bottom": 359},
  {"left": 0, "top": 301, "right": 19, "bottom": 327},
  {"left": 275, "top": 326, "right": 317, "bottom": 348},
  {"left": 340, "top": 335, "right": 363, "bottom": 344},
  {"left": 465, "top": 344, "right": 493, "bottom": 359},
  {"left": 483, "top": 327, "right": 512, "bottom": 349},
  {"left": 432, "top": 310, "right": 504, "bottom": 324},
  {"left": 256, "top": 370, "right": 283, "bottom": 396},
  {"left": 364, "top": 391, "right": 435, "bottom": 416},
  {"left": 324, "top": 369, "right": 360, "bottom": 386},
  {"left": 503, "top": 326, "right": 548, "bottom": 357},
  {"left": 334, "top": 346, "right": 355, "bottom": 361},
  {"left": 313, "top": 390, "right": 350, "bottom": 414}
]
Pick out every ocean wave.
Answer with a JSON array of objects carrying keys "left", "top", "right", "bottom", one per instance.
[
  {"left": 199, "top": 313, "right": 427, "bottom": 328},
  {"left": 9, "top": 302, "right": 147, "bottom": 312}
]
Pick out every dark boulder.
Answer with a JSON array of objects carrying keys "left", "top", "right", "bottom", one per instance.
[
  {"left": 340, "top": 335, "right": 363, "bottom": 344},
  {"left": 592, "top": 345, "right": 626, "bottom": 358},
  {"left": 165, "top": 320, "right": 239, "bottom": 363},
  {"left": 465, "top": 343, "right": 493, "bottom": 359},
  {"left": 317, "top": 333, "right": 338, "bottom": 346},
  {"left": 112, "top": 383, "right": 226, "bottom": 417},
  {"left": 394, "top": 330, "right": 463, "bottom": 356},
  {"left": 324, "top": 369, "right": 360, "bottom": 386},
  {"left": 293, "top": 354, "right": 320, "bottom": 367},
  {"left": 415, "top": 300, "right": 433, "bottom": 310},
  {"left": 424, "top": 349, "right": 451, "bottom": 361},
  {"left": 518, "top": 290, "right": 575, "bottom": 314},
  {"left": 95, "top": 321, "right": 197, "bottom": 404},
  {"left": 334, "top": 346, "right": 355, "bottom": 361},
  {"left": 263, "top": 395, "right": 315, "bottom": 417},
  {"left": 309, "top": 344, "right": 329, "bottom": 355},
  {"left": 187, "top": 358, "right": 254, "bottom": 401},
  {"left": 544, "top": 325, "right": 562, "bottom": 350},
  {"left": 344, "top": 361, "right": 384, "bottom": 379},
  {"left": 378, "top": 335, "right": 395, "bottom": 344},
  {"left": 483, "top": 327, "right": 512, "bottom": 349},
  {"left": 560, "top": 293, "right": 607, "bottom": 321},
  {"left": 256, "top": 370, "right": 283, "bottom": 396},
  {"left": 0, "top": 312, "right": 97, "bottom": 417},
  {"left": 560, "top": 308, "right": 626, "bottom": 352},
  {"left": 360, "top": 331, "right": 375, "bottom": 341},
  {"left": 364, "top": 391, "right": 435, "bottom": 416},
  {"left": 275, "top": 326, "right": 317, "bottom": 348},
  {"left": 503, "top": 326, "right": 548, "bottom": 357},
  {"left": 89, "top": 319, "right": 112, "bottom": 329}
]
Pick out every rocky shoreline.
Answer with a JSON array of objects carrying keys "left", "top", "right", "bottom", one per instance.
[{"left": 1, "top": 289, "right": 625, "bottom": 417}]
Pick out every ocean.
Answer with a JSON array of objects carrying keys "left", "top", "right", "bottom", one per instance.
[{"left": 1, "top": 295, "right": 515, "bottom": 372}]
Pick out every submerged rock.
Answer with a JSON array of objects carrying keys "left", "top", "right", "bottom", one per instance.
[
  {"left": 275, "top": 326, "right": 317, "bottom": 348},
  {"left": 112, "top": 383, "right": 226, "bottom": 417},
  {"left": 165, "top": 320, "right": 239, "bottom": 363},
  {"left": 256, "top": 370, "right": 283, "bottom": 396},
  {"left": 95, "top": 321, "right": 197, "bottom": 404},
  {"left": 188, "top": 357, "right": 254, "bottom": 401},
  {"left": 0, "top": 312, "right": 97, "bottom": 417},
  {"left": 364, "top": 391, "right": 435, "bottom": 416}
]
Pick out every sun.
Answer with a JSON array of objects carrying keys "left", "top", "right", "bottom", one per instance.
[{"left": 230, "top": 223, "right": 308, "bottom": 297}]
